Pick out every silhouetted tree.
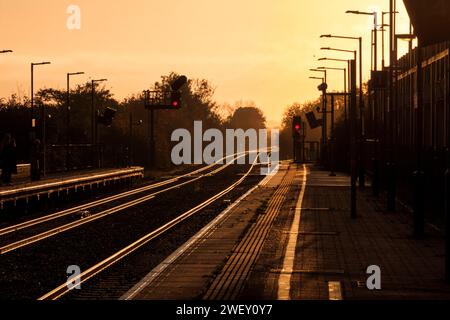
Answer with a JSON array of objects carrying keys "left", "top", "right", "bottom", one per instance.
[
  {"left": 0, "top": 72, "right": 269, "bottom": 171},
  {"left": 226, "top": 102, "right": 266, "bottom": 130}
]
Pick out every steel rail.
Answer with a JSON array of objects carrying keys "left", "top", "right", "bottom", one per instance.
[
  {"left": 0, "top": 152, "right": 252, "bottom": 255},
  {"left": 0, "top": 152, "right": 248, "bottom": 237},
  {"left": 38, "top": 153, "right": 261, "bottom": 300}
]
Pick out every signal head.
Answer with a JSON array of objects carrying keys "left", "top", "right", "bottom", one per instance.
[
  {"left": 170, "top": 91, "right": 182, "bottom": 109},
  {"left": 171, "top": 75, "right": 188, "bottom": 91}
]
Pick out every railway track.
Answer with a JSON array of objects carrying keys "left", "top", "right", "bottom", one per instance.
[
  {"left": 38, "top": 153, "right": 263, "bottom": 300},
  {"left": 0, "top": 152, "right": 250, "bottom": 255}
]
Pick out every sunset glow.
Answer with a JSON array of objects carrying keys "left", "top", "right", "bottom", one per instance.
[{"left": 0, "top": 0, "right": 411, "bottom": 126}]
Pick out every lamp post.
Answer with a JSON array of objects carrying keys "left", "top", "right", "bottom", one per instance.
[
  {"left": 318, "top": 65, "right": 348, "bottom": 176},
  {"left": 30, "top": 62, "right": 51, "bottom": 181},
  {"left": 346, "top": 11, "right": 378, "bottom": 71},
  {"left": 91, "top": 78, "right": 108, "bottom": 168},
  {"left": 318, "top": 65, "right": 352, "bottom": 175},
  {"left": 320, "top": 35, "right": 363, "bottom": 136},
  {"left": 323, "top": 45, "right": 367, "bottom": 187},
  {"left": 322, "top": 35, "right": 366, "bottom": 188},
  {"left": 65, "top": 72, "right": 85, "bottom": 171},
  {"left": 310, "top": 69, "right": 327, "bottom": 83},
  {"left": 381, "top": 12, "right": 393, "bottom": 69},
  {"left": 318, "top": 57, "right": 348, "bottom": 63},
  {"left": 318, "top": 57, "right": 351, "bottom": 114},
  {"left": 385, "top": 1, "right": 396, "bottom": 211},
  {"left": 321, "top": 47, "right": 356, "bottom": 61},
  {"left": 31, "top": 62, "right": 51, "bottom": 137},
  {"left": 317, "top": 67, "right": 347, "bottom": 122},
  {"left": 345, "top": 11, "right": 379, "bottom": 189},
  {"left": 394, "top": 33, "right": 423, "bottom": 236},
  {"left": 320, "top": 47, "right": 355, "bottom": 120}
]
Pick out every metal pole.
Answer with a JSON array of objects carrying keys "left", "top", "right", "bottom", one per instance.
[
  {"left": 322, "top": 88, "right": 327, "bottom": 167},
  {"left": 445, "top": 41, "right": 450, "bottom": 282},
  {"left": 382, "top": 13, "right": 386, "bottom": 69},
  {"left": 387, "top": 0, "right": 397, "bottom": 211},
  {"left": 41, "top": 103, "right": 46, "bottom": 176},
  {"left": 151, "top": 108, "right": 155, "bottom": 167},
  {"left": 350, "top": 59, "right": 357, "bottom": 219},
  {"left": 30, "top": 64, "right": 35, "bottom": 181},
  {"left": 344, "top": 69, "right": 350, "bottom": 172},
  {"left": 148, "top": 108, "right": 155, "bottom": 168},
  {"left": 91, "top": 80, "right": 95, "bottom": 147},
  {"left": 374, "top": 14, "right": 378, "bottom": 72},
  {"left": 30, "top": 62, "right": 50, "bottom": 177},
  {"left": 293, "top": 126, "right": 297, "bottom": 162},
  {"left": 91, "top": 78, "right": 107, "bottom": 168},
  {"left": 129, "top": 112, "right": 133, "bottom": 167},
  {"left": 302, "top": 123, "right": 306, "bottom": 163},
  {"left": 91, "top": 80, "right": 100, "bottom": 168},
  {"left": 413, "top": 39, "right": 425, "bottom": 238},
  {"left": 446, "top": 157, "right": 450, "bottom": 282},
  {"left": 371, "top": 30, "right": 374, "bottom": 71},
  {"left": 323, "top": 71, "right": 328, "bottom": 168},
  {"left": 96, "top": 113, "right": 101, "bottom": 168},
  {"left": 344, "top": 69, "right": 348, "bottom": 123},
  {"left": 442, "top": 16, "right": 450, "bottom": 282},
  {"left": 409, "top": 22, "right": 413, "bottom": 54},
  {"left": 66, "top": 73, "right": 70, "bottom": 171},
  {"left": 359, "top": 38, "right": 366, "bottom": 188},
  {"left": 95, "top": 86, "right": 100, "bottom": 169},
  {"left": 330, "top": 94, "right": 336, "bottom": 176},
  {"left": 91, "top": 80, "right": 96, "bottom": 168},
  {"left": 322, "top": 90, "right": 325, "bottom": 165},
  {"left": 31, "top": 64, "right": 34, "bottom": 136},
  {"left": 372, "top": 14, "right": 380, "bottom": 196}
]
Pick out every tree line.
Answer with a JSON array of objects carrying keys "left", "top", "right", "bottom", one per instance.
[{"left": 0, "top": 72, "right": 267, "bottom": 171}]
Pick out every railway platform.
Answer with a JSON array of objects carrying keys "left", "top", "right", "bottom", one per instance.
[
  {"left": 0, "top": 167, "right": 144, "bottom": 208},
  {"left": 122, "top": 162, "right": 450, "bottom": 300}
]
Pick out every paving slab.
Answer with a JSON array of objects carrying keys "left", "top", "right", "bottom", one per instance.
[{"left": 241, "top": 164, "right": 450, "bottom": 300}]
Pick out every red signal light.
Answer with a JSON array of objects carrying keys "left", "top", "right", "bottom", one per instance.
[
  {"left": 292, "top": 116, "right": 303, "bottom": 139},
  {"left": 170, "top": 91, "right": 182, "bottom": 109}
]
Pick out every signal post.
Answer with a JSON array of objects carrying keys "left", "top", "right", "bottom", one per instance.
[
  {"left": 292, "top": 116, "right": 306, "bottom": 163},
  {"left": 144, "top": 75, "right": 188, "bottom": 168}
]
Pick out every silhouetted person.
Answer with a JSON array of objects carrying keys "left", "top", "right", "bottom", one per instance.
[
  {"left": 30, "top": 138, "right": 41, "bottom": 181},
  {"left": 0, "top": 133, "right": 17, "bottom": 186}
]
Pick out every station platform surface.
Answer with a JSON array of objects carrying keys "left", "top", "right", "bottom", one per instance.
[
  {"left": 0, "top": 167, "right": 144, "bottom": 207},
  {"left": 122, "top": 163, "right": 450, "bottom": 300}
]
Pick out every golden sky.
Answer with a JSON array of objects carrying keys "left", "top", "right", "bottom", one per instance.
[{"left": 0, "top": 0, "right": 411, "bottom": 127}]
